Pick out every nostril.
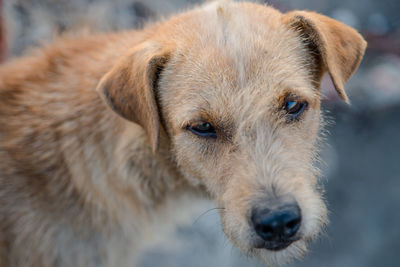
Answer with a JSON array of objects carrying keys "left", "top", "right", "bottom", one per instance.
[
  {"left": 286, "top": 218, "right": 299, "bottom": 229},
  {"left": 284, "top": 216, "right": 301, "bottom": 237}
]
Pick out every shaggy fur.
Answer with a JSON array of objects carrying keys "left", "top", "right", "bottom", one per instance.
[{"left": 0, "top": 1, "right": 366, "bottom": 266}]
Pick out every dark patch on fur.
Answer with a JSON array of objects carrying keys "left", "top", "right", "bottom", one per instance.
[
  {"left": 151, "top": 56, "right": 170, "bottom": 138},
  {"left": 132, "top": 2, "right": 155, "bottom": 19},
  {"left": 292, "top": 16, "right": 324, "bottom": 83}
]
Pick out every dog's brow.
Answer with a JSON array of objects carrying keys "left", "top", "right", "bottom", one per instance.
[{"left": 278, "top": 88, "right": 316, "bottom": 105}]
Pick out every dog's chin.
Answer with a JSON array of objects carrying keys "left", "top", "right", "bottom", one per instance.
[{"left": 224, "top": 227, "right": 309, "bottom": 266}]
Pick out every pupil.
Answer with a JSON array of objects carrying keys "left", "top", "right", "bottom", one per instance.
[
  {"left": 287, "top": 101, "right": 297, "bottom": 110},
  {"left": 201, "top": 123, "right": 210, "bottom": 130}
]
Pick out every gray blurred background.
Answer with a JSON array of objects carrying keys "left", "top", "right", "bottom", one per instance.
[{"left": 2, "top": 0, "right": 400, "bottom": 266}]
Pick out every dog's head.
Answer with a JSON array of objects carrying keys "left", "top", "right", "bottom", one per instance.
[{"left": 97, "top": 1, "right": 366, "bottom": 265}]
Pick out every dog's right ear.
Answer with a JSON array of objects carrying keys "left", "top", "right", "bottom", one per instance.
[{"left": 96, "top": 42, "right": 171, "bottom": 152}]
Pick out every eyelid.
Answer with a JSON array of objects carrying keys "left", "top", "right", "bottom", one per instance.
[
  {"left": 184, "top": 116, "right": 216, "bottom": 127},
  {"left": 180, "top": 119, "right": 202, "bottom": 129},
  {"left": 284, "top": 94, "right": 303, "bottom": 102},
  {"left": 280, "top": 91, "right": 310, "bottom": 107}
]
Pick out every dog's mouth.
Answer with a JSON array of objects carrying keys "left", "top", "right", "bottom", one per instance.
[
  {"left": 264, "top": 242, "right": 292, "bottom": 251},
  {"left": 251, "top": 235, "right": 301, "bottom": 251},
  {"left": 256, "top": 238, "right": 300, "bottom": 251}
]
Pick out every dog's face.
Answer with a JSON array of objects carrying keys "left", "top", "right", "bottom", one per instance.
[
  {"left": 98, "top": 1, "right": 366, "bottom": 265},
  {"left": 162, "top": 40, "right": 324, "bottom": 264}
]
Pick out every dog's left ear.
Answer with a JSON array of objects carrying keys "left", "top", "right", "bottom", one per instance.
[
  {"left": 283, "top": 11, "right": 367, "bottom": 102},
  {"left": 97, "top": 42, "right": 171, "bottom": 152}
]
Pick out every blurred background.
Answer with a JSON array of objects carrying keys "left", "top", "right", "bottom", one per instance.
[{"left": 2, "top": 0, "right": 400, "bottom": 266}]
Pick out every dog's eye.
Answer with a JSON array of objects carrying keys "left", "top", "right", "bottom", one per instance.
[
  {"left": 187, "top": 122, "right": 217, "bottom": 138},
  {"left": 284, "top": 100, "right": 308, "bottom": 120}
]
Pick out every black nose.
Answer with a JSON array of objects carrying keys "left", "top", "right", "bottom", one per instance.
[{"left": 251, "top": 204, "right": 301, "bottom": 249}]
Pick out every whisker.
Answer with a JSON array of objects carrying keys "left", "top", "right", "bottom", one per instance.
[{"left": 192, "top": 207, "right": 225, "bottom": 225}]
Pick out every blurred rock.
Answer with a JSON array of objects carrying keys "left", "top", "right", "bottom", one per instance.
[
  {"left": 368, "top": 55, "right": 400, "bottom": 98},
  {"left": 367, "top": 13, "right": 390, "bottom": 35}
]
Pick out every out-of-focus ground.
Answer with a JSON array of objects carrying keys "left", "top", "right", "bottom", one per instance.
[{"left": 3, "top": 0, "right": 400, "bottom": 266}]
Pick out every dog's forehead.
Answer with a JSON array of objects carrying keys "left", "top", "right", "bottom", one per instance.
[
  {"left": 163, "top": 2, "right": 317, "bottom": 122},
  {"left": 173, "top": 3, "right": 312, "bottom": 89}
]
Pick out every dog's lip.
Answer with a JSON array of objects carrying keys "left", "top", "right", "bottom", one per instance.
[
  {"left": 264, "top": 241, "right": 292, "bottom": 251},
  {"left": 252, "top": 236, "right": 301, "bottom": 251}
]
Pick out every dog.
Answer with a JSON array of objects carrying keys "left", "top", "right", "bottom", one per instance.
[{"left": 0, "top": 1, "right": 366, "bottom": 266}]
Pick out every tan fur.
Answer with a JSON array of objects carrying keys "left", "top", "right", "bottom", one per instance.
[{"left": 0, "top": 1, "right": 366, "bottom": 266}]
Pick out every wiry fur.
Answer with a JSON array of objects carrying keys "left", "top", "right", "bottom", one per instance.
[{"left": 0, "top": 1, "right": 366, "bottom": 266}]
